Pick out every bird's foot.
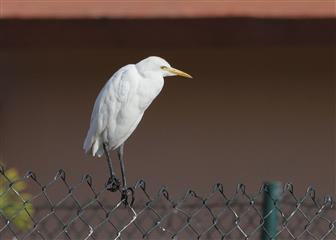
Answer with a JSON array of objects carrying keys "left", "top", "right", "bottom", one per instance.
[
  {"left": 106, "top": 175, "right": 121, "bottom": 192},
  {"left": 121, "top": 187, "right": 135, "bottom": 207}
]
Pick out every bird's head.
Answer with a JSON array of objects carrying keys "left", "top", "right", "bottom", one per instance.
[{"left": 136, "top": 56, "right": 193, "bottom": 79}]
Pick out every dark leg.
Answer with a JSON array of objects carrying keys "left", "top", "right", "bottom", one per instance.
[
  {"left": 117, "top": 143, "right": 127, "bottom": 189},
  {"left": 103, "top": 143, "right": 114, "bottom": 177},
  {"left": 103, "top": 143, "right": 120, "bottom": 192},
  {"left": 118, "top": 144, "right": 134, "bottom": 205}
]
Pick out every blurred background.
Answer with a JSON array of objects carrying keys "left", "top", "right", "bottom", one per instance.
[{"left": 0, "top": 1, "right": 335, "bottom": 198}]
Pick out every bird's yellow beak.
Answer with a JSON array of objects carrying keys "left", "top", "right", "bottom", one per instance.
[{"left": 165, "top": 67, "right": 193, "bottom": 78}]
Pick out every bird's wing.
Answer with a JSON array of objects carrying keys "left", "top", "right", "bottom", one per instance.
[{"left": 83, "top": 65, "right": 135, "bottom": 155}]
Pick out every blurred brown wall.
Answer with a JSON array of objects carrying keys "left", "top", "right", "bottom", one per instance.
[{"left": 0, "top": 19, "right": 335, "bottom": 198}]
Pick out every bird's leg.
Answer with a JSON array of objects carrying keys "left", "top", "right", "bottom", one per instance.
[
  {"left": 103, "top": 143, "right": 120, "bottom": 192},
  {"left": 118, "top": 144, "right": 134, "bottom": 205},
  {"left": 117, "top": 143, "right": 127, "bottom": 188}
]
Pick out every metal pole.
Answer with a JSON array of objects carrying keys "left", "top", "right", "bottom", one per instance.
[{"left": 262, "top": 182, "right": 281, "bottom": 240}]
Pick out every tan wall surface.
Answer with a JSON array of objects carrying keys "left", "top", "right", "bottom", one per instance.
[
  {"left": 0, "top": 19, "right": 335, "bottom": 198},
  {"left": 2, "top": 0, "right": 335, "bottom": 19}
]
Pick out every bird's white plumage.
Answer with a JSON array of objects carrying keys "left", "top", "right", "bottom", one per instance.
[{"left": 83, "top": 56, "right": 172, "bottom": 157}]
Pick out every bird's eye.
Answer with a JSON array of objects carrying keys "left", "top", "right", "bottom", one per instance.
[{"left": 160, "top": 66, "right": 167, "bottom": 70}]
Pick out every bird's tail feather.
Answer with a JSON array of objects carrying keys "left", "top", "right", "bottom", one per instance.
[
  {"left": 83, "top": 134, "right": 104, "bottom": 157},
  {"left": 92, "top": 139, "right": 104, "bottom": 157},
  {"left": 83, "top": 134, "right": 93, "bottom": 155}
]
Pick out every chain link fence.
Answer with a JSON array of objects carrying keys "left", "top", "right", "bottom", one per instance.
[{"left": 0, "top": 165, "right": 335, "bottom": 240}]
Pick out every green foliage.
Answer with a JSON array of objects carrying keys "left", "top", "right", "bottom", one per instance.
[{"left": 0, "top": 167, "right": 34, "bottom": 230}]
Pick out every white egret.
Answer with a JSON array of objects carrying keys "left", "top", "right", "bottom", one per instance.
[{"left": 83, "top": 56, "right": 192, "bottom": 201}]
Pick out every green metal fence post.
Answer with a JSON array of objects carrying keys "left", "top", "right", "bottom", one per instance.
[{"left": 262, "top": 182, "right": 281, "bottom": 240}]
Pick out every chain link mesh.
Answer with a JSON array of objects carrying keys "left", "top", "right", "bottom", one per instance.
[{"left": 0, "top": 165, "right": 334, "bottom": 240}]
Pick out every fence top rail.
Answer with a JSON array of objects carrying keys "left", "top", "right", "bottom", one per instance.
[{"left": 0, "top": 166, "right": 334, "bottom": 203}]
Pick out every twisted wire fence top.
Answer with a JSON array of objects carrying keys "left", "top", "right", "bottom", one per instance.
[{"left": 0, "top": 166, "right": 335, "bottom": 240}]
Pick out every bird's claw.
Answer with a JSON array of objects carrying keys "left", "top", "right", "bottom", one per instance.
[
  {"left": 106, "top": 176, "right": 121, "bottom": 192},
  {"left": 121, "top": 187, "right": 135, "bottom": 207}
]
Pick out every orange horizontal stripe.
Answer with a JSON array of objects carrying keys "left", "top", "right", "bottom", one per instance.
[{"left": 1, "top": 1, "right": 335, "bottom": 19}]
